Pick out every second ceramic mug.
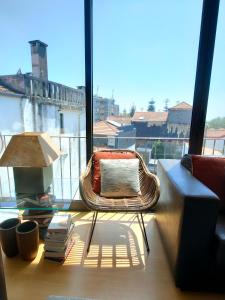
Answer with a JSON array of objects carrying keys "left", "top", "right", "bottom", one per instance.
[{"left": 16, "top": 220, "right": 39, "bottom": 261}]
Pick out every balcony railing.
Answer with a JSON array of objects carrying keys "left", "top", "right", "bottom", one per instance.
[
  {"left": 0, "top": 134, "right": 86, "bottom": 204},
  {"left": 0, "top": 134, "right": 224, "bottom": 202},
  {"left": 94, "top": 136, "right": 225, "bottom": 171}
]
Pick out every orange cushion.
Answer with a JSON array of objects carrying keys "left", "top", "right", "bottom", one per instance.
[
  {"left": 92, "top": 151, "right": 136, "bottom": 194},
  {"left": 192, "top": 155, "right": 225, "bottom": 209}
]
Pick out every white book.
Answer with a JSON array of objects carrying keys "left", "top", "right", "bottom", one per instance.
[
  {"left": 45, "top": 223, "right": 74, "bottom": 242},
  {"left": 47, "top": 214, "right": 72, "bottom": 233},
  {"left": 44, "top": 239, "right": 74, "bottom": 258},
  {"left": 45, "top": 224, "right": 75, "bottom": 248},
  {"left": 44, "top": 245, "right": 66, "bottom": 252}
]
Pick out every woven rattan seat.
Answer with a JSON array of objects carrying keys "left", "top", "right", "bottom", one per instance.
[{"left": 79, "top": 149, "right": 160, "bottom": 253}]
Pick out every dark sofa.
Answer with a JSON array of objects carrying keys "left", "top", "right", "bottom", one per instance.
[{"left": 156, "top": 159, "right": 225, "bottom": 291}]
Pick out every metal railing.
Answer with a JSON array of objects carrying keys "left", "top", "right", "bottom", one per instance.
[
  {"left": 0, "top": 134, "right": 224, "bottom": 200},
  {"left": 0, "top": 135, "right": 86, "bottom": 202},
  {"left": 94, "top": 136, "right": 225, "bottom": 173}
]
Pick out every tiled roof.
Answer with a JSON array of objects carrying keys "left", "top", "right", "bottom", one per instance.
[
  {"left": 107, "top": 116, "right": 131, "bottom": 125},
  {"left": 169, "top": 101, "right": 192, "bottom": 110},
  {"left": 132, "top": 112, "right": 168, "bottom": 123},
  {"left": 205, "top": 128, "right": 225, "bottom": 138},
  {"left": 93, "top": 121, "right": 118, "bottom": 136}
]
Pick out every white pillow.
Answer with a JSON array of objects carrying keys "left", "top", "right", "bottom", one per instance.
[{"left": 100, "top": 158, "right": 141, "bottom": 197}]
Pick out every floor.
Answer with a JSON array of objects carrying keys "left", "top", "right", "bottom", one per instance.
[{"left": 2, "top": 212, "right": 225, "bottom": 300}]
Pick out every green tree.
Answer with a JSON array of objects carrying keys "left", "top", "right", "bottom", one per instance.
[
  {"left": 163, "top": 98, "right": 169, "bottom": 112},
  {"left": 147, "top": 99, "right": 155, "bottom": 112},
  {"left": 151, "top": 141, "right": 183, "bottom": 159},
  {"left": 129, "top": 104, "right": 136, "bottom": 117},
  {"left": 122, "top": 108, "right": 127, "bottom": 116},
  {"left": 151, "top": 140, "right": 164, "bottom": 159},
  {"left": 207, "top": 117, "right": 225, "bottom": 129}
]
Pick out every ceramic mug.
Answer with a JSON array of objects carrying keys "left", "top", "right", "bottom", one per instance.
[
  {"left": 16, "top": 220, "right": 39, "bottom": 261},
  {"left": 0, "top": 218, "right": 20, "bottom": 257}
]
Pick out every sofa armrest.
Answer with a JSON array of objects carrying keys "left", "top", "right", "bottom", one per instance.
[{"left": 156, "top": 159, "right": 219, "bottom": 289}]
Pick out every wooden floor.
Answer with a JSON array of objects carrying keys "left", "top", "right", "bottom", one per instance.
[{"left": 2, "top": 212, "right": 225, "bottom": 300}]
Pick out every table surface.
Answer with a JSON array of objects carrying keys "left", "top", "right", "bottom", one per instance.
[{"left": 0, "top": 175, "right": 78, "bottom": 300}]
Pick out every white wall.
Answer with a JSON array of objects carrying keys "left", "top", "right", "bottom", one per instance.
[
  {"left": 62, "top": 110, "right": 80, "bottom": 135},
  {"left": 0, "top": 95, "right": 24, "bottom": 134},
  {"left": 41, "top": 104, "right": 60, "bottom": 134},
  {"left": 0, "top": 95, "right": 86, "bottom": 198},
  {"left": 21, "top": 97, "right": 34, "bottom": 131},
  {"left": 0, "top": 95, "right": 86, "bottom": 138}
]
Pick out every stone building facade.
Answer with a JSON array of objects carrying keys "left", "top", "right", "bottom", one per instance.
[
  {"left": 93, "top": 119, "right": 136, "bottom": 149},
  {"left": 0, "top": 40, "right": 85, "bottom": 135},
  {"left": 167, "top": 102, "right": 192, "bottom": 137},
  {"left": 93, "top": 95, "right": 119, "bottom": 122},
  {"left": 131, "top": 111, "right": 168, "bottom": 137},
  {"left": 131, "top": 102, "right": 192, "bottom": 138}
]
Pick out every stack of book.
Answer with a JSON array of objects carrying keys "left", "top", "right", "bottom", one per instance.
[
  {"left": 44, "top": 214, "right": 75, "bottom": 262},
  {"left": 21, "top": 193, "right": 56, "bottom": 239}
]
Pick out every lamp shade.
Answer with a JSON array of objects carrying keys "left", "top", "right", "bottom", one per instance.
[{"left": 0, "top": 132, "right": 61, "bottom": 167}]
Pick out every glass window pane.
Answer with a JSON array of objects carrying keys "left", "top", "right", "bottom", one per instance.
[
  {"left": 0, "top": 0, "right": 85, "bottom": 202},
  {"left": 93, "top": 0, "right": 202, "bottom": 171},
  {"left": 204, "top": 0, "right": 225, "bottom": 156}
]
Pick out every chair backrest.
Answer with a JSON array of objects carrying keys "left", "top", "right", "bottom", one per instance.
[
  {"left": 91, "top": 149, "right": 150, "bottom": 173},
  {"left": 91, "top": 149, "right": 141, "bottom": 195},
  {"left": 92, "top": 149, "right": 138, "bottom": 157}
]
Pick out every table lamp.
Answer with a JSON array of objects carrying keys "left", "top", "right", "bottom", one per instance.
[{"left": 0, "top": 132, "right": 61, "bottom": 194}]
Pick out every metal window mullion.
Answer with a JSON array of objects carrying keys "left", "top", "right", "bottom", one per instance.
[
  {"left": 189, "top": 0, "right": 220, "bottom": 154},
  {"left": 84, "top": 0, "right": 93, "bottom": 163}
]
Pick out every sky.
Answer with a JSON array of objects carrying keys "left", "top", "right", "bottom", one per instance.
[{"left": 0, "top": 0, "right": 224, "bottom": 120}]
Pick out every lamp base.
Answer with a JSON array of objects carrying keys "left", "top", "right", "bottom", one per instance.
[{"left": 13, "top": 166, "right": 53, "bottom": 194}]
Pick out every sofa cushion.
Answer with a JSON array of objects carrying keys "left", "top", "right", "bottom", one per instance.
[
  {"left": 192, "top": 155, "right": 225, "bottom": 210},
  {"left": 92, "top": 151, "right": 136, "bottom": 194}
]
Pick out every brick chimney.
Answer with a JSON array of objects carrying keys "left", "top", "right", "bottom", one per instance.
[{"left": 29, "top": 40, "right": 48, "bottom": 80}]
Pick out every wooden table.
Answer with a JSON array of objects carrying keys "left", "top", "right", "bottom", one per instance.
[
  {"left": 0, "top": 183, "right": 73, "bottom": 300},
  {"left": 0, "top": 246, "right": 7, "bottom": 300}
]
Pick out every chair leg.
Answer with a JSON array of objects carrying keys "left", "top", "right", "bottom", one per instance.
[
  {"left": 87, "top": 211, "right": 98, "bottom": 253},
  {"left": 137, "top": 213, "right": 150, "bottom": 253}
]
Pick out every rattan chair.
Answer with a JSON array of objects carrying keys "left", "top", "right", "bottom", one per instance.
[{"left": 79, "top": 149, "right": 160, "bottom": 253}]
